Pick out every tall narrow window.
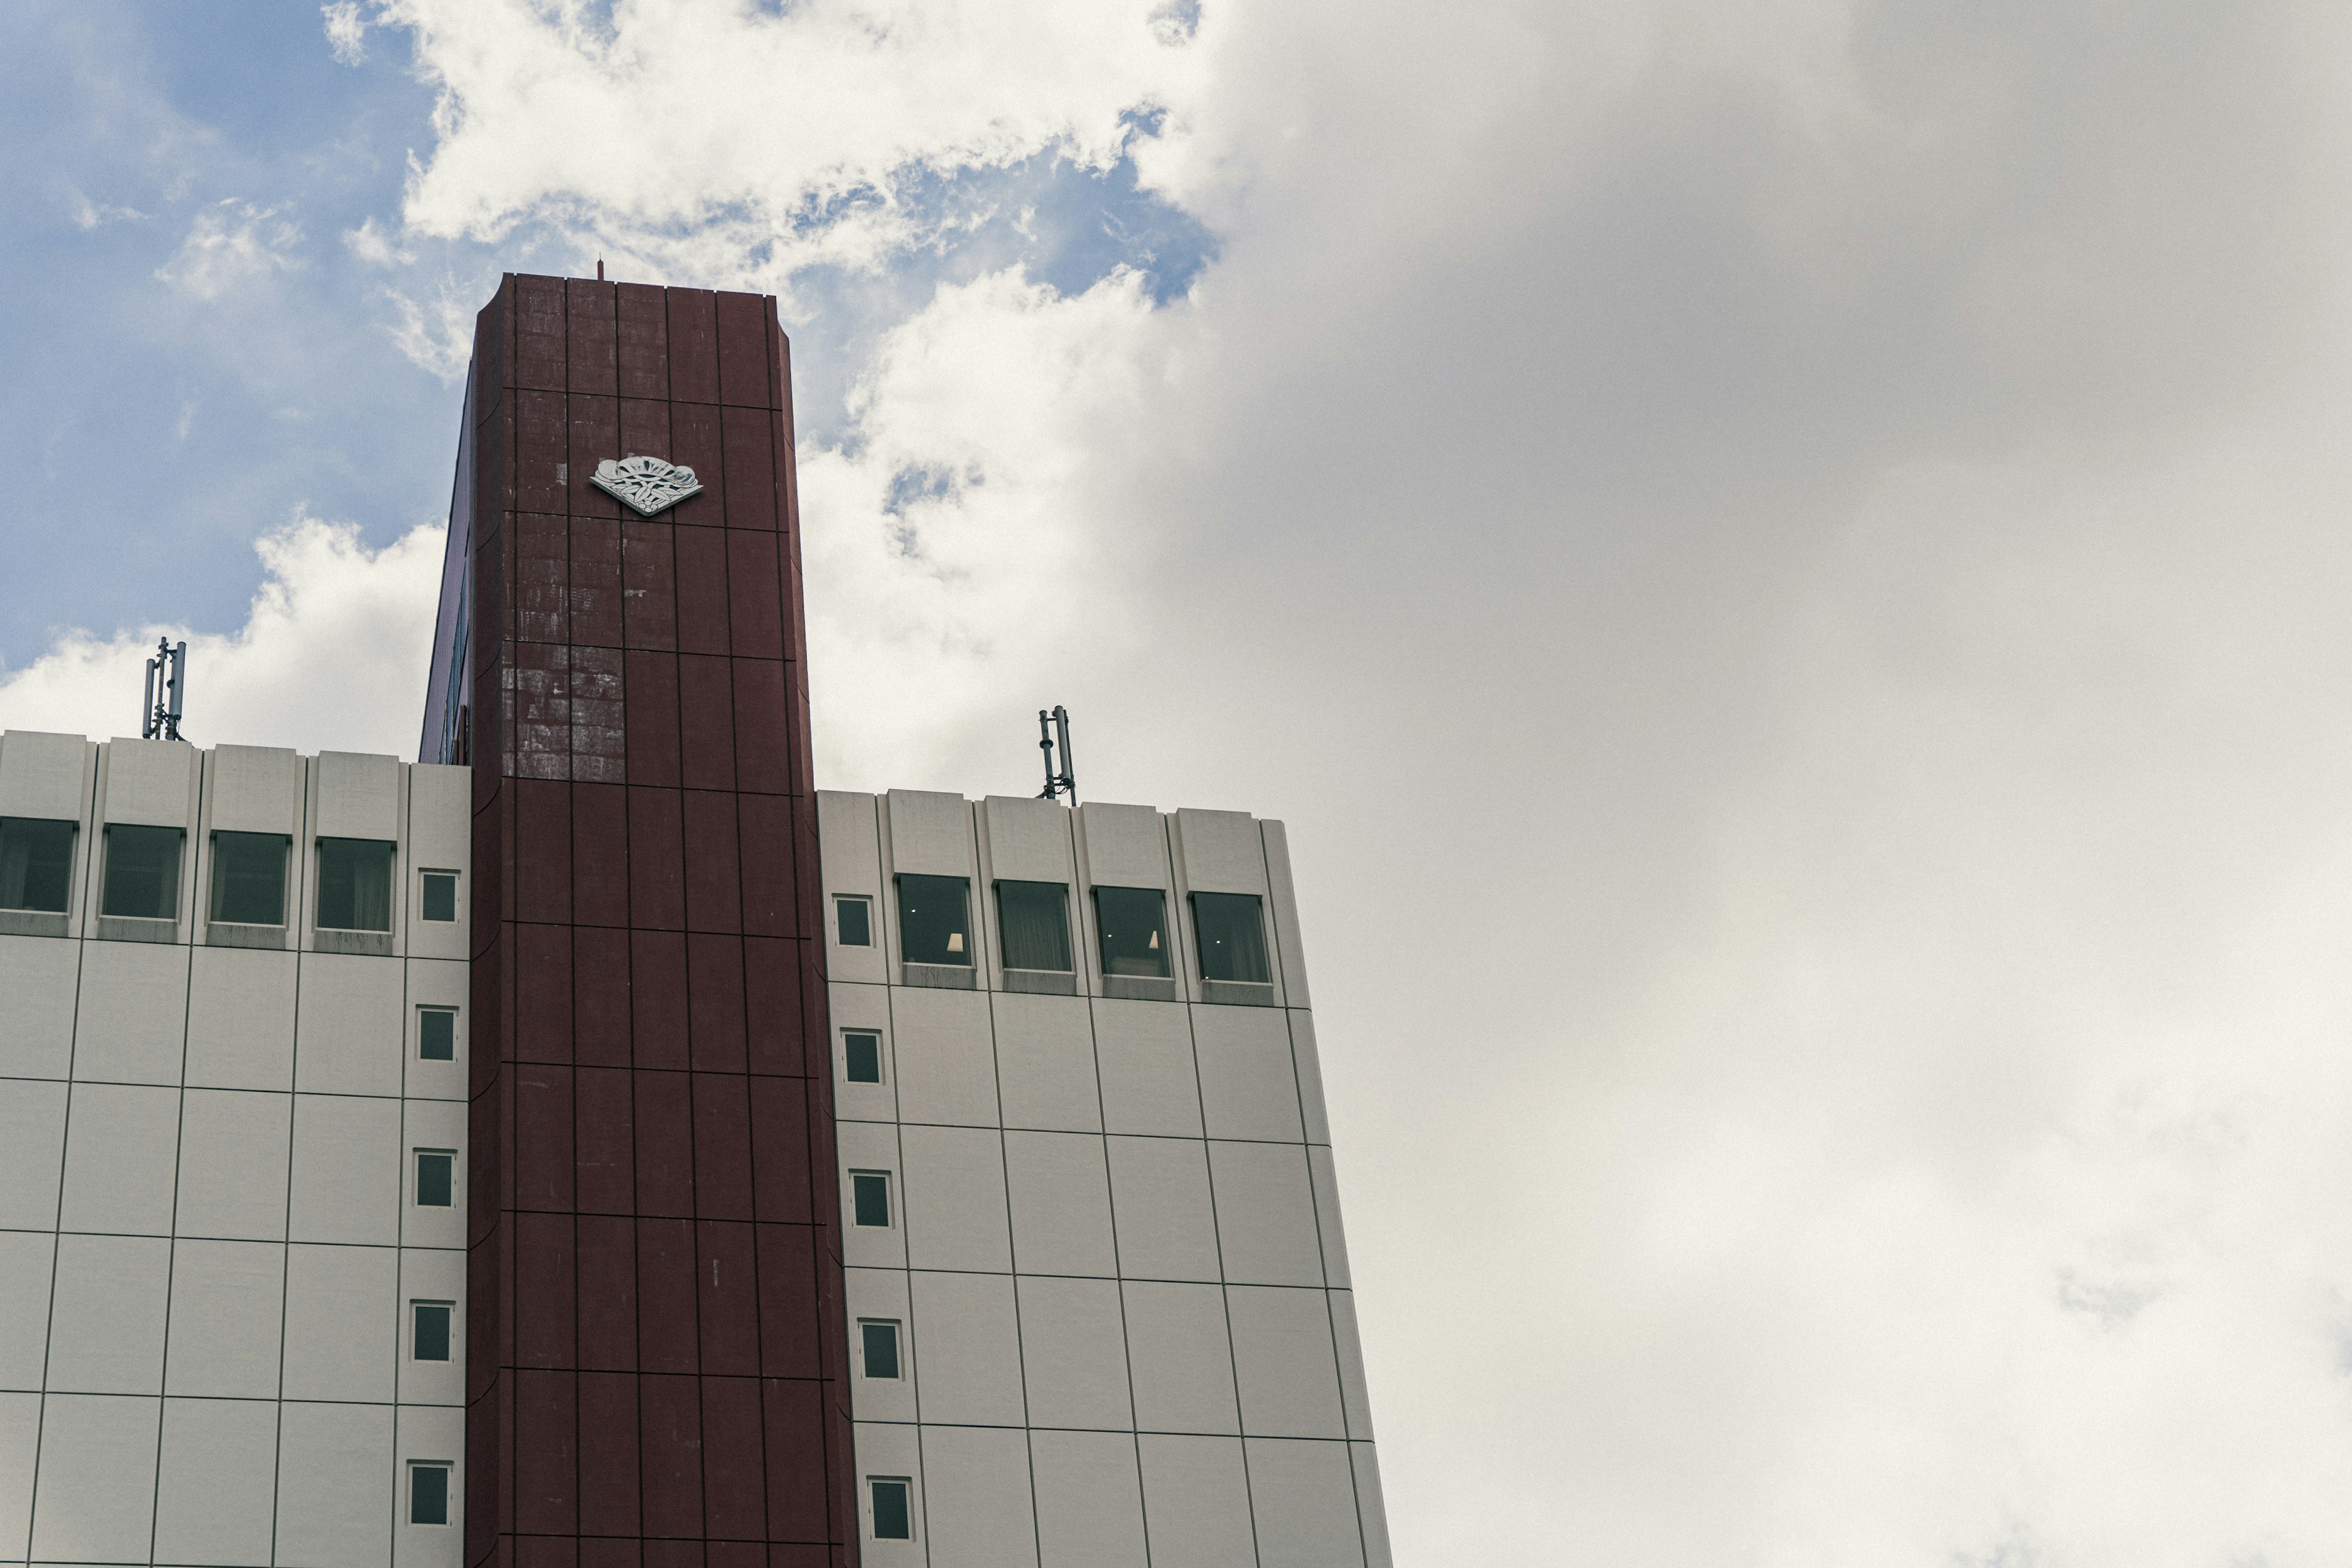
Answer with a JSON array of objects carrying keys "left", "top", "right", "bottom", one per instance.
[
  {"left": 996, "top": 880, "right": 1073, "bottom": 972},
  {"left": 870, "top": 1477, "right": 913, "bottom": 1540},
  {"left": 1191, "top": 892, "right": 1272, "bottom": 984},
  {"left": 410, "top": 1463, "right": 452, "bottom": 1525},
  {"left": 317, "top": 839, "right": 394, "bottom": 931},
  {"left": 843, "top": 1030, "right": 883, "bottom": 1085},
  {"left": 210, "top": 832, "right": 289, "bottom": 925},
  {"left": 420, "top": 870, "right": 459, "bottom": 922},
  {"left": 413, "top": 1302, "right": 453, "bottom": 1362},
  {"left": 837, "top": 895, "right": 873, "bottom": 947},
  {"left": 102, "top": 824, "right": 183, "bottom": 920},
  {"left": 415, "top": 1150, "right": 455, "bottom": 1208},
  {"left": 896, "top": 874, "right": 971, "bottom": 967},
  {"left": 418, "top": 1008, "right": 458, "bottom": 1062},
  {"left": 859, "top": 1320, "right": 902, "bottom": 1379},
  {"left": 850, "top": 1170, "right": 892, "bottom": 1228},
  {"left": 1093, "top": 886, "right": 1170, "bottom": 978},
  {"left": 0, "top": 818, "right": 75, "bottom": 913}
]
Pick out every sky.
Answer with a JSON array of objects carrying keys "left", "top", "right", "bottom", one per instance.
[{"left": 7, "top": 0, "right": 2352, "bottom": 1561}]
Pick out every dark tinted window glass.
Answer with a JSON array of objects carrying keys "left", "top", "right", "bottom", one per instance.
[
  {"left": 410, "top": 1464, "right": 451, "bottom": 1525},
  {"left": 996, "top": 881, "right": 1072, "bottom": 972},
  {"left": 419, "top": 1010, "right": 457, "bottom": 1061},
  {"left": 845, "top": 1031, "right": 883, "bottom": 1084},
  {"left": 872, "top": 1479, "right": 912, "bottom": 1540},
  {"left": 102, "top": 825, "right": 182, "bottom": 920},
  {"left": 421, "top": 872, "right": 458, "bottom": 922},
  {"left": 0, "top": 818, "right": 75, "bottom": 913},
  {"left": 416, "top": 1152, "right": 454, "bottom": 1208},
  {"left": 837, "top": 896, "right": 872, "bottom": 946},
  {"left": 210, "top": 832, "right": 288, "bottom": 925},
  {"left": 414, "top": 1303, "right": 452, "bottom": 1362},
  {"left": 1093, "top": 886, "right": 1169, "bottom": 978},
  {"left": 1192, "top": 892, "right": 1272, "bottom": 984},
  {"left": 317, "top": 839, "right": 394, "bottom": 931},
  {"left": 896, "top": 875, "right": 970, "bottom": 966},
  {"left": 851, "top": 1171, "right": 891, "bottom": 1227},
  {"left": 861, "top": 1321, "right": 901, "bottom": 1379}
]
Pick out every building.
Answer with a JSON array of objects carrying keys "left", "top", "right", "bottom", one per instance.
[{"left": 0, "top": 274, "right": 1389, "bottom": 1566}]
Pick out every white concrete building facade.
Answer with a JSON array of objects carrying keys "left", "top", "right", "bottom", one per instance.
[
  {"left": 0, "top": 732, "right": 471, "bottom": 1566},
  {"left": 820, "top": 788, "right": 1391, "bottom": 1567}
]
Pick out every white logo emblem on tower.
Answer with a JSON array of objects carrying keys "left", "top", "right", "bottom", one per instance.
[{"left": 590, "top": 455, "right": 705, "bottom": 516}]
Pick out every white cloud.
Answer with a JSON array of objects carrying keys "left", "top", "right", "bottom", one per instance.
[
  {"left": 0, "top": 517, "right": 443, "bottom": 756},
  {"left": 381, "top": 277, "right": 485, "bottom": 382},
  {"left": 322, "top": 1, "right": 368, "bottom": 65},
  {"left": 66, "top": 187, "right": 146, "bottom": 230},
  {"left": 368, "top": 0, "right": 1205, "bottom": 284},
  {"left": 154, "top": 200, "right": 305, "bottom": 300},
  {"left": 342, "top": 214, "right": 412, "bottom": 266}
]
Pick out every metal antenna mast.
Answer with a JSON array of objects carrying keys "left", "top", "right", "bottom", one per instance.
[
  {"left": 141, "top": 638, "right": 188, "bottom": 741},
  {"left": 1037, "top": 706, "right": 1075, "bottom": 802}
]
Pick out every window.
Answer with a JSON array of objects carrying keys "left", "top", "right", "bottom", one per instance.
[
  {"left": 836, "top": 895, "right": 873, "bottom": 948},
  {"left": 0, "top": 818, "right": 75, "bottom": 913},
  {"left": 996, "top": 880, "right": 1072, "bottom": 972},
  {"left": 413, "top": 1302, "right": 454, "bottom": 1362},
  {"left": 420, "top": 870, "right": 459, "bottom": 922},
  {"left": 843, "top": 1030, "right": 883, "bottom": 1085},
  {"left": 870, "top": 1477, "right": 913, "bottom": 1540},
  {"left": 1191, "top": 892, "right": 1272, "bottom": 984},
  {"left": 317, "top": 837, "right": 394, "bottom": 931},
  {"left": 210, "top": 831, "right": 288, "bottom": 925},
  {"left": 859, "top": 1320, "right": 902, "bottom": 1379},
  {"left": 850, "top": 1170, "right": 892, "bottom": 1228},
  {"left": 896, "top": 875, "right": 970, "bottom": 966},
  {"left": 419, "top": 1008, "right": 458, "bottom": 1062},
  {"left": 102, "top": 824, "right": 183, "bottom": 920},
  {"left": 1093, "top": 886, "right": 1169, "bottom": 978},
  {"left": 415, "top": 1151, "right": 455, "bottom": 1208},
  {"left": 409, "top": 1462, "right": 452, "bottom": 1525}
]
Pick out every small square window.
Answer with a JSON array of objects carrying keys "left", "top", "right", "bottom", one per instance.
[
  {"left": 1191, "top": 892, "right": 1272, "bottom": 984},
  {"left": 1093, "top": 886, "right": 1170, "bottom": 978},
  {"left": 415, "top": 1150, "right": 455, "bottom": 1208},
  {"left": 317, "top": 837, "right": 394, "bottom": 932},
  {"left": 843, "top": 1030, "right": 883, "bottom": 1085},
  {"left": 419, "top": 1008, "right": 458, "bottom": 1061},
  {"left": 413, "top": 1302, "right": 454, "bottom": 1362},
  {"left": 837, "top": 895, "right": 872, "bottom": 947},
  {"left": 421, "top": 870, "right": 459, "bottom": 922},
  {"left": 210, "top": 831, "right": 289, "bottom": 925},
  {"left": 850, "top": 1170, "right": 891, "bottom": 1228},
  {"left": 0, "top": 818, "right": 75, "bottom": 913},
  {"left": 409, "top": 1461, "right": 452, "bottom": 1525},
  {"left": 870, "top": 1477, "right": 913, "bottom": 1540},
  {"left": 859, "top": 1319, "right": 902, "bottom": 1379},
  {"left": 103, "top": 824, "right": 183, "bottom": 921}
]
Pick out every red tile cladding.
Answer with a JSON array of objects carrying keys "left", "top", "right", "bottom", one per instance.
[
  {"left": 574, "top": 929, "right": 631, "bottom": 1066},
  {"left": 690, "top": 1070, "right": 755, "bottom": 1215},
  {"left": 697, "top": 1222, "right": 762, "bottom": 1374},
  {"left": 703, "top": 1374, "right": 770, "bottom": 1537},
  {"left": 467, "top": 277, "right": 851, "bottom": 1566},
  {"left": 722, "top": 406, "right": 777, "bottom": 529},
  {"left": 673, "top": 529, "right": 732, "bottom": 656},
  {"left": 742, "top": 938, "right": 804, "bottom": 1076},
  {"left": 640, "top": 1373, "right": 707, "bottom": 1536},
  {"left": 567, "top": 278, "right": 617, "bottom": 397},
  {"left": 618, "top": 284, "right": 669, "bottom": 401},
  {"left": 687, "top": 933, "right": 749, "bottom": 1070},
  {"left": 683, "top": 796, "right": 744, "bottom": 937},
  {"left": 678, "top": 657, "right": 737, "bottom": 791},
  {"left": 715, "top": 292, "right": 771, "bottom": 407}
]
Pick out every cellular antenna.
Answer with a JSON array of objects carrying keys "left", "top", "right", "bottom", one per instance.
[
  {"left": 1037, "top": 706, "right": 1075, "bottom": 803},
  {"left": 141, "top": 638, "right": 188, "bottom": 741}
]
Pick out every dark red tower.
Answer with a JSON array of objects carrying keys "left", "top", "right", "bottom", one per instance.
[{"left": 424, "top": 275, "right": 854, "bottom": 1566}]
